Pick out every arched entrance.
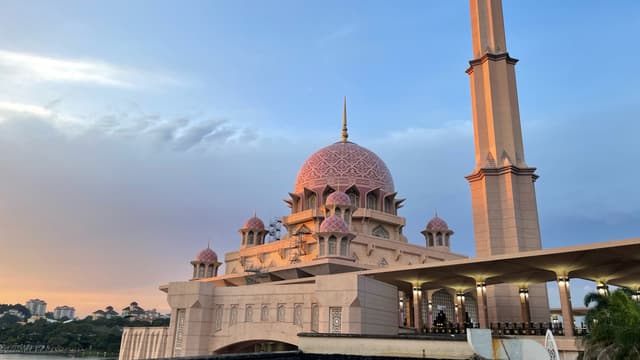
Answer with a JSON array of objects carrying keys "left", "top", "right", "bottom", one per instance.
[{"left": 214, "top": 340, "right": 297, "bottom": 354}]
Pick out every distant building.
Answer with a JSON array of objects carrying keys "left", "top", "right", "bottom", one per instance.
[
  {"left": 92, "top": 305, "right": 119, "bottom": 320},
  {"left": 25, "top": 299, "right": 47, "bottom": 317},
  {"left": 120, "top": 302, "right": 164, "bottom": 321},
  {"left": 121, "top": 302, "right": 145, "bottom": 320},
  {"left": 53, "top": 305, "right": 75, "bottom": 320}
]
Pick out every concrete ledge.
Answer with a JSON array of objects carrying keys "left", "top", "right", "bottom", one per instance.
[{"left": 298, "top": 333, "right": 474, "bottom": 359}]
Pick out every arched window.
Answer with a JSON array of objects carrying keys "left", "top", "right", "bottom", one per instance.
[
  {"left": 384, "top": 198, "right": 392, "bottom": 213},
  {"left": 318, "top": 238, "right": 325, "bottom": 256},
  {"left": 322, "top": 187, "right": 334, "bottom": 205},
  {"left": 445, "top": 234, "right": 450, "bottom": 247},
  {"left": 311, "top": 304, "right": 319, "bottom": 332},
  {"left": 340, "top": 238, "right": 348, "bottom": 256},
  {"left": 198, "top": 264, "right": 205, "bottom": 278},
  {"left": 335, "top": 208, "right": 341, "bottom": 217},
  {"left": 307, "top": 193, "right": 317, "bottom": 209},
  {"left": 428, "top": 233, "right": 434, "bottom": 247},
  {"left": 344, "top": 209, "right": 351, "bottom": 225},
  {"left": 261, "top": 305, "right": 269, "bottom": 321},
  {"left": 432, "top": 290, "right": 455, "bottom": 325},
  {"left": 277, "top": 304, "right": 285, "bottom": 322},
  {"left": 230, "top": 305, "right": 238, "bottom": 326},
  {"left": 346, "top": 187, "right": 360, "bottom": 208},
  {"left": 248, "top": 231, "right": 254, "bottom": 245},
  {"left": 206, "top": 265, "right": 213, "bottom": 278},
  {"left": 464, "top": 294, "right": 478, "bottom": 325},
  {"left": 372, "top": 225, "right": 389, "bottom": 239},
  {"left": 328, "top": 236, "right": 337, "bottom": 255},
  {"left": 294, "top": 304, "right": 303, "bottom": 327},
  {"left": 436, "top": 233, "right": 443, "bottom": 246},
  {"left": 192, "top": 265, "right": 197, "bottom": 279},
  {"left": 245, "top": 305, "right": 253, "bottom": 322},
  {"left": 366, "top": 193, "right": 378, "bottom": 210},
  {"left": 215, "top": 305, "right": 223, "bottom": 331}
]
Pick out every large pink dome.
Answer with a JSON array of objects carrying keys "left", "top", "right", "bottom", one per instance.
[{"left": 294, "top": 142, "right": 394, "bottom": 194}]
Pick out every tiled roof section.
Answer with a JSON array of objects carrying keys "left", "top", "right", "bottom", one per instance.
[
  {"left": 195, "top": 247, "right": 218, "bottom": 263},
  {"left": 325, "top": 191, "right": 351, "bottom": 206},
  {"left": 243, "top": 216, "right": 265, "bottom": 230},
  {"left": 294, "top": 142, "right": 394, "bottom": 193},
  {"left": 319, "top": 215, "right": 349, "bottom": 233},
  {"left": 426, "top": 216, "right": 449, "bottom": 231}
]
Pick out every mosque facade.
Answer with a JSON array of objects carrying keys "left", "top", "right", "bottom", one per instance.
[{"left": 118, "top": 1, "right": 640, "bottom": 359}]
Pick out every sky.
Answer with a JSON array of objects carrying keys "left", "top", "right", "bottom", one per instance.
[{"left": 0, "top": 1, "right": 638, "bottom": 318}]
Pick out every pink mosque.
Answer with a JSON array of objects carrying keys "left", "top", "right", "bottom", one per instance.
[{"left": 119, "top": 1, "right": 640, "bottom": 359}]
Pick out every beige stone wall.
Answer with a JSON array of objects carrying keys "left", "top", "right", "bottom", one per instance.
[
  {"left": 154, "top": 272, "right": 399, "bottom": 357},
  {"left": 224, "top": 233, "right": 465, "bottom": 276},
  {"left": 119, "top": 326, "right": 168, "bottom": 360}
]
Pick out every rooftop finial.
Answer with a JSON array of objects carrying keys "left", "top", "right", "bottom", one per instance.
[
  {"left": 435, "top": 208, "right": 439, "bottom": 218},
  {"left": 253, "top": 209, "right": 257, "bottom": 218},
  {"left": 341, "top": 96, "right": 348, "bottom": 143},
  {"left": 207, "top": 239, "right": 211, "bottom": 249}
]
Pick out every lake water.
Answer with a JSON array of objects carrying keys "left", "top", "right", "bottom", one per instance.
[{"left": 0, "top": 355, "right": 111, "bottom": 360}]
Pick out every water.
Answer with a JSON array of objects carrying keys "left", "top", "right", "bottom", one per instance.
[{"left": 0, "top": 355, "right": 110, "bottom": 360}]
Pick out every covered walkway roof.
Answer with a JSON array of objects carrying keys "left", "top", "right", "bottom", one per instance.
[{"left": 361, "top": 238, "right": 640, "bottom": 291}]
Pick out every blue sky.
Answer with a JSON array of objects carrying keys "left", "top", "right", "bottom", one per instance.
[{"left": 0, "top": 1, "right": 638, "bottom": 316}]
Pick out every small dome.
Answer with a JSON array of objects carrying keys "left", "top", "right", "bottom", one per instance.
[
  {"left": 325, "top": 191, "right": 351, "bottom": 206},
  {"left": 195, "top": 247, "right": 218, "bottom": 263},
  {"left": 426, "top": 215, "right": 449, "bottom": 231},
  {"left": 243, "top": 216, "right": 265, "bottom": 230},
  {"left": 320, "top": 215, "right": 349, "bottom": 233}
]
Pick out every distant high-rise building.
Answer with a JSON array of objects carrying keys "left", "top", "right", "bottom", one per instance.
[
  {"left": 53, "top": 306, "right": 75, "bottom": 320},
  {"left": 25, "top": 299, "right": 47, "bottom": 317}
]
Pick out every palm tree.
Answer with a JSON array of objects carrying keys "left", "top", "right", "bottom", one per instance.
[{"left": 582, "top": 288, "right": 640, "bottom": 359}]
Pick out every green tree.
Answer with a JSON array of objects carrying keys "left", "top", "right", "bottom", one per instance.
[{"left": 583, "top": 289, "right": 640, "bottom": 359}]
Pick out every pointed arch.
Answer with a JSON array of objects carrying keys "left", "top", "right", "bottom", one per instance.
[
  {"left": 339, "top": 237, "right": 348, "bottom": 256},
  {"left": 328, "top": 236, "right": 337, "bottom": 255},
  {"left": 366, "top": 191, "right": 378, "bottom": 210},
  {"left": 372, "top": 225, "right": 390, "bottom": 239},
  {"left": 432, "top": 289, "right": 454, "bottom": 325},
  {"left": 345, "top": 185, "right": 360, "bottom": 208},
  {"left": 322, "top": 185, "right": 335, "bottom": 205}
]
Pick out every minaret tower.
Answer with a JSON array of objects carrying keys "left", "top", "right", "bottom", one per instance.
[{"left": 466, "top": 0, "right": 548, "bottom": 322}]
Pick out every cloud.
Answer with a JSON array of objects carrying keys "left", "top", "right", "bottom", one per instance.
[
  {"left": 0, "top": 100, "right": 255, "bottom": 152},
  {"left": 0, "top": 49, "right": 182, "bottom": 89}
]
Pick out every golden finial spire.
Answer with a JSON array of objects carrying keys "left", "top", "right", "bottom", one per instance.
[
  {"left": 207, "top": 239, "right": 211, "bottom": 249},
  {"left": 341, "top": 96, "right": 348, "bottom": 142}
]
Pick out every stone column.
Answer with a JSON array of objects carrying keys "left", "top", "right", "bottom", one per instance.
[
  {"left": 405, "top": 294, "right": 412, "bottom": 327},
  {"left": 427, "top": 298, "right": 434, "bottom": 330},
  {"left": 476, "top": 282, "right": 489, "bottom": 328},
  {"left": 456, "top": 292, "right": 466, "bottom": 325},
  {"left": 519, "top": 287, "right": 531, "bottom": 323},
  {"left": 412, "top": 286, "right": 423, "bottom": 331},
  {"left": 557, "top": 276, "right": 574, "bottom": 336}
]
